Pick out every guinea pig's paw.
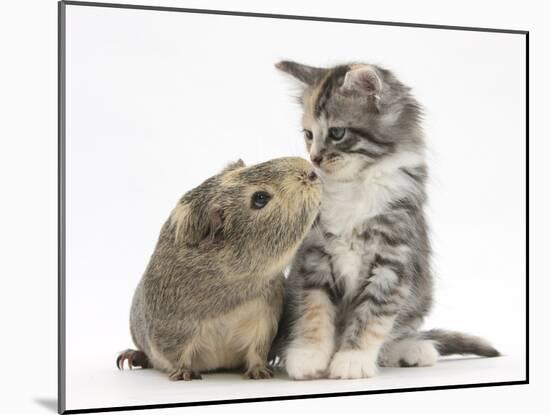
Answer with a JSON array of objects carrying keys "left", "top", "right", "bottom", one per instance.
[
  {"left": 168, "top": 368, "right": 202, "bottom": 381},
  {"left": 285, "top": 347, "right": 331, "bottom": 380},
  {"left": 328, "top": 350, "right": 378, "bottom": 379},
  {"left": 116, "top": 349, "right": 150, "bottom": 370},
  {"left": 245, "top": 364, "right": 274, "bottom": 380}
]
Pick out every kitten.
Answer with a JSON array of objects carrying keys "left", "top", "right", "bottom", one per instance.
[{"left": 273, "top": 61, "right": 499, "bottom": 380}]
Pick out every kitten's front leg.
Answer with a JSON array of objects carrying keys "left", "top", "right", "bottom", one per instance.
[
  {"left": 329, "top": 260, "right": 409, "bottom": 379},
  {"left": 284, "top": 288, "right": 336, "bottom": 380}
]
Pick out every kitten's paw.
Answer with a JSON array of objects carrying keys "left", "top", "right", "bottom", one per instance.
[
  {"left": 285, "top": 347, "right": 331, "bottom": 380},
  {"left": 398, "top": 340, "right": 439, "bottom": 367},
  {"left": 328, "top": 350, "right": 378, "bottom": 379},
  {"left": 380, "top": 339, "right": 439, "bottom": 367},
  {"left": 245, "top": 365, "right": 274, "bottom": 380}
]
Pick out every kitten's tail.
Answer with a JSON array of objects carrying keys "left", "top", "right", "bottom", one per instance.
[{"left": 420, "top": 329, "right": 500, "bottom": 357}]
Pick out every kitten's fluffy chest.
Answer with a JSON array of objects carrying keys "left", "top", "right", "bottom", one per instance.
[
  {"left": 319, "top": 175, "right": 391, "bottom": 296},
  {"left": 320, "top": 166, "right": 411, "bottom": 236},
  {"left": 318, "top": 159, "right": 419, "bottom": 295},
  {"left": 325, "top": 232, "right": 368, "bottom": 295},
  {"left": 320, "top": 185, "right": 372, "bottom": 237}
]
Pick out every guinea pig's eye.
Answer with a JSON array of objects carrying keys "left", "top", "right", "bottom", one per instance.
[
  {"left": 328, "top": 127, "right": 346, "bottom": 141},
  {"left": 303, "top": 129, "right": 313, "bottom": 141},
  {"left": 251, "top": 191, "right": 272, "bottom": 210}
]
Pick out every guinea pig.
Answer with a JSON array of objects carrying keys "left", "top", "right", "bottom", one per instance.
[{"left": 116, "top": 157, "right": 321, "bottom": 380}]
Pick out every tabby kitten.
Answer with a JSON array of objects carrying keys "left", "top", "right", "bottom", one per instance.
[{"left": 274, "top": 61, "right": 499, "bottom": 380}]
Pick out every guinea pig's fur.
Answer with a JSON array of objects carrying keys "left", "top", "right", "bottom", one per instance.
[{"left": 116, "top": 157, "right": 321, "bottom": 380}]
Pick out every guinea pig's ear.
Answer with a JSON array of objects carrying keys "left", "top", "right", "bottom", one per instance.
[
  {"left": 275, "top": 60, "right": 327, "bottom": 86},
  {"left": 220, "top": 159, "right": 245, "bottom": 174},
  {"left": 170, "top": 201, "right": 224, "bottom": 245},
  {"left": 205, "top": 205, "right": 224, "bottom": 242}
]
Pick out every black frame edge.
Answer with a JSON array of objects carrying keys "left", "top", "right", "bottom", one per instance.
[
  {"left": 525, "top": 31, "right": 530, "bottom": 384},
  {"left": 58, "top": 1, "right": 530, "bottom": 413},
  {"left": 62, "top": 380, "right": 528, "bottom": 414},
  {"left": 58, "top": 1, "right": 67, "bottom": 414},
  {"left": 62, "top": 0, "right": 528, "bottom": 35}
]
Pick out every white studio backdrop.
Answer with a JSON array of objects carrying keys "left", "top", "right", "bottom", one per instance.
[{"left": 63, "top": 3, "right": 526, "bottom": 410}]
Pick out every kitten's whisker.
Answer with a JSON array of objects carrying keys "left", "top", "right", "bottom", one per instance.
[{"left": 311, "top": 223, "right": 327, "bottom": 243}]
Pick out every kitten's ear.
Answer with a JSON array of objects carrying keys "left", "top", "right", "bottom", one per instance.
[
  {"left": 341, "top": 65, "right": 383, "bottom": 96},
  {"left": 275, "top": 60, "right": 327, "bottom": 86},
  {"left": 220, "top": 159, "right": 245, "bottom": 174},
  {"left": 170, "top": 201, "right": 224, "bottom": 245}
]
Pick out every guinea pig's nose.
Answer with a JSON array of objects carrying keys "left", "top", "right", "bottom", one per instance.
[{"left": 307, "top": 171, "right": 318, "bottom": 182}]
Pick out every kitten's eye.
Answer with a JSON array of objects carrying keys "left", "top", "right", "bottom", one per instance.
[
  {"left": 329, "top": 127, "right": 346, "bottom": 141},
  {"left": 251, "top": 191, "right": 272, "bottom": 210},
  {"left": 303, "top": 129, "right": 313, "bottom": 141}
]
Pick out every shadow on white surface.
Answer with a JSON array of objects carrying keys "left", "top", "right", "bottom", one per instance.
[{"left": 33, "top": 398, "right": 57, "bottom": 413}]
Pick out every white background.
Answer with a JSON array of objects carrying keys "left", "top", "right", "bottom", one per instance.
[
  {"left": 0, "top": 0, "right": 543, "bottom": 414},
  {"left": 63, "top": 2, "right": 526, "bottom": 409}
]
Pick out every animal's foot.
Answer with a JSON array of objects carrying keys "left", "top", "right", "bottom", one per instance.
[
  {"left": 328, "top": 350, "right": 378, "bottom": 379},
  {"left": 168, "top": 368, "right": 202, "bottom": 381},
  {"left": 379, "top": 339, "right": 439, "bottom": 367},
  {"left": 245, "top": 364, "right": 274, "bottom": 379},
  {"left": 398, "top": 340, "right": 439, "bottom": 367},
  {"left": 116, "top": 349, "right": 150, "bottom": 370},
  {"left": 285, "top": 346, "right": 331, "bottom": 380}
]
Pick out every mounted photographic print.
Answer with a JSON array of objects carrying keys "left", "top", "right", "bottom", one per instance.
[{"left": 58, "top": 1, "right": 528, "bottom": 413}]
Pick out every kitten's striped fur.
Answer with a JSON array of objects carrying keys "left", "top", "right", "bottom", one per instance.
[{"left": 273, "top": 61, "right": 499, "bottom": 380}]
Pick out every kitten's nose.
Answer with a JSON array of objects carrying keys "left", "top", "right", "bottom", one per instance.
[{"left": 311, "top": 155, "right": 323, "bottom": 166}]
